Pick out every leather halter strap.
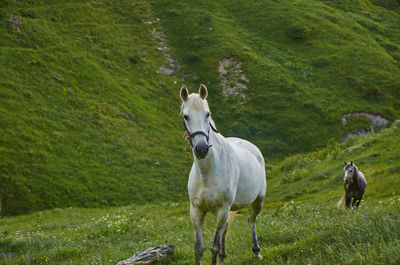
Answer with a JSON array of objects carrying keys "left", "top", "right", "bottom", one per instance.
[{"left": 183, "top": 120, "right": 219, "bottom": 147}]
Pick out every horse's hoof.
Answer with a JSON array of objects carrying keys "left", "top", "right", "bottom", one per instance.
[{"left": 254, "top": 253, "right": 263, "bottom": 260}]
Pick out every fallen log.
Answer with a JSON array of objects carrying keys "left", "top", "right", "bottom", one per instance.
[{"left": 116, "top": 245, "right": 175, "bottom": 265}]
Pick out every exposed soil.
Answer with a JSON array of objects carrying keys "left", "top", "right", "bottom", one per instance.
[{"left": 144, "top": 6, "right": 179, "bottom": 76}]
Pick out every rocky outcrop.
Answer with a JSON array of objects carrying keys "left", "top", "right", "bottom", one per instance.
[
  {"left": 341, "top": 112, "right": 389, "bottom": 128},
  {"left": 218, "top": 57, "right": 248, "bottom": 103},
  {"left": 143, "top": 6, "right": 179, "bottom": 76},
  {"left": 341, "top": 112, "right": 390, "bottom": 141}
]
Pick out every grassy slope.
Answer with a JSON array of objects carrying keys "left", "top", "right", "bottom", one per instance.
[
  {"left": 1, "top": 0, "right": 400, "bottom": 216},
  {"left": 1, "top": 125, "right": 400, "bottom": 264},
  {"left": 0, "top": 0, "right": 189, "bottom": 216},
  {"left": 152, "top": 0, "right": 400, "bottom": 158},
  {"left": 268, "top": 122, "right": 400, "bottom": 205}
]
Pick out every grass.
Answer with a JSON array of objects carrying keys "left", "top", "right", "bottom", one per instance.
[
  {"left": 0, "top": 0, "right": 189, "bottom": 216},
  {"left": 1, "top": 0, "right": 400, "bottom": 219},
  {"left": 1, "top": 125, "right": 400, "bottom": 264},
  {"left": 1, "top": 197, "right": 399, "bottom": 264},
  {"left": 1, "top": 1, "right": 400, "bottom": 263},
  {"left": 268, "top": 123, "right": 400, "bottom": 205},
  {"left": 1, "top": 199, "right": 400, "bottom": 265},
  {"left": 152, "top": 0, "right": 400, "bottom": 158}
]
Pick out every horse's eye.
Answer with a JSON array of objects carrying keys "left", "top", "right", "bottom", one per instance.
[
  {"left": 183, "top": 115, "right": 189, "bottom": 120},
  {"left": 206, "top": 112, "right": 211, "bottom": 118}
]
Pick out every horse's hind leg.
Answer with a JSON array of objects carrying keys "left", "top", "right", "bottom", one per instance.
[
  {"left": 218, "top": 226, "right": 227, "bottom": 264},
  {"left": 249, "top": 196, "right": 264, "bottom": 260}
]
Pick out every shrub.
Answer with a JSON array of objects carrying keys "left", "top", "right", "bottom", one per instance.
[
  {"left": 287, "top": 24, "right": 311, "bottom": 40},
  {"left": 183, "top": 52, "right": 201, "bottom": 63},
  {"left": 312, "top": 56, "right": 331, "bottom": 68}
]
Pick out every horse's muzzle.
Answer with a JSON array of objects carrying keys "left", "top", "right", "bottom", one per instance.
[{"left": 194, "top": 143, "right": 209, "bottom": 160}]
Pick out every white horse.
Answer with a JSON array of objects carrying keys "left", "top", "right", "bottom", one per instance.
[{"left": 180, "top": 84, "right": 267, "bottom": 265}]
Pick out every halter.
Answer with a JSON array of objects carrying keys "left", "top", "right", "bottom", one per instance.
[{"left": 183, "top": 120, "right": 219, "bottom": 147}]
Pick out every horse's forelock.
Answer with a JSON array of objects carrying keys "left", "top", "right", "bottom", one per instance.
[{"left": 181, "top": 93, "right": 209, "bottom": 113}]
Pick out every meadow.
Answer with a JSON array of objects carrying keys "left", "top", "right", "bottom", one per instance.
[
  {"left": 1, "top": 198, "right": 400, "bottom": 265},
  {"left": 1, "top": 125, "right": 400, "bottom": 264}
]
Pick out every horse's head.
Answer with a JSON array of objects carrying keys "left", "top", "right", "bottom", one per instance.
[
  {"left": 180, "top": 84, "right": 215, "bottom": 160},
  {"left": 343, "top": 161, "right": 357, "bottom": 184}
]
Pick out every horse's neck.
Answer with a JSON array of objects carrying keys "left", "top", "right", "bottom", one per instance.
[
  {"left": 353, "top": 169, "right": 361, "bottom": 183},
  {"left": 356, "top": 169, "right": 366, "bottom": 181}
]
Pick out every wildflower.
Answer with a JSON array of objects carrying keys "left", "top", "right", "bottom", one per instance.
[{"left": 6, "top": 252, "right": 12, "bottom": 262}]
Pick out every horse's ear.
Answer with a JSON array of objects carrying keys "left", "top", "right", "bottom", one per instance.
[
  {"left": 344, "top": 162, "right": 347, "bottom": 166},
  {"left": 180, "top": 85, "right": 189, "bottom": 102},
  {"left": 350, "top": 161, "right": 353, "bottom": 165},
  {"left": 199, "top": 84, "right": 208, "bottom": 100}
]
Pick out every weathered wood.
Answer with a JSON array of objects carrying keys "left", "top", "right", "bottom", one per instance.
[{"left": 116, "top": 245, "right": 174, "bottom": 265}]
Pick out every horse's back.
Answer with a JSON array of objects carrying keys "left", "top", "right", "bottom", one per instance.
[{"left": 226, "top": 137, "right": 265, "bottom": 167}]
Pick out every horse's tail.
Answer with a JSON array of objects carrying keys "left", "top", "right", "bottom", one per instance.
[
  {"left": 336, "top": 195, "right": 346, "bottom": 209},
  {"left": 225, "top": 211, "right": 238, "bottom": 238}
]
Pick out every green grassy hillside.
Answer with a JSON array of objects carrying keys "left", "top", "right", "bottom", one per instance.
[
  {"left": 152, "top": 0, "right": 400, "bottom": 157},
  {"left": 1, "top": 125, "right": 400, "bottom": 264},
  {"left": 267, "top": 121, "right": 400, "bottom": 205},
  {"left": 0, "top": 0, "right": 189, "bottom": 216},
  {"left": 1, "top": 0, "right": 400, "bottom": 216}
]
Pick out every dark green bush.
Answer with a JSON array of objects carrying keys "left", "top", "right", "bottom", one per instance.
[{"left": 287, "top": 24, "right": 311, "bottom": 40}]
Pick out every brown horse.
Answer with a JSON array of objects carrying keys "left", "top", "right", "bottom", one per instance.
[{"left": 336, "top": 162, "right": 367, "bottom": 209}]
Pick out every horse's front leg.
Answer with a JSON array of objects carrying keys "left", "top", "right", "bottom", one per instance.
[
  {"left": 190, "top": 205, "right": 206, "bottom": 265},
  {"left": 211, "top": 208, "right": 229, "bottom": 265},
  {"left": 345, "top": 196, "right": 351, "bottom": 208},
  {"left": 355, "top": 195, "right": 363, "bottom": 209},
  {"left": 351, "top": 198, "right": 357, "bottom": 208}
]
